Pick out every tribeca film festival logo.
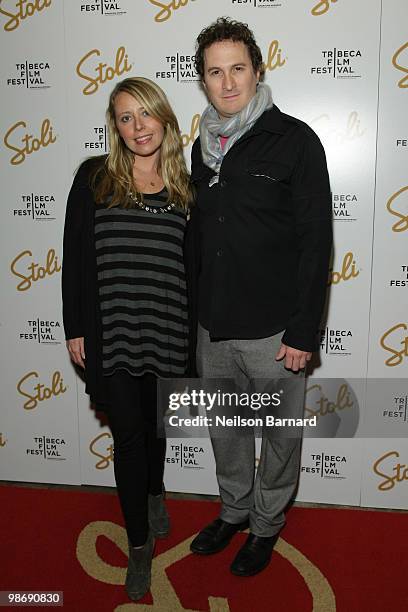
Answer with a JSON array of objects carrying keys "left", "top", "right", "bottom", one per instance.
[
  {"left": 230, "top": 0, "right": 284, "bottom": 9},
  {"left": 392, "top": 41, "right": 408, "bottom": 89},
  {"left": 332, "top": 193, "right": 358, "bottom": 221},
  {"left": 3, "top": 118, "right": 56, "bottom": 166},
  {"left": 79, "top": 0, "right": 127, "bottom": 16},
  {"left": 373, "top": 451, "right": 408, "bottom": 492},
  {"left": 0, "top": 0, "right": 52, "bottom": 32},
  {"left": 319, "top": 327, "right": 352, "bottom": 356},
  {"left": 10, "top": 248, "right": 61, "bottom": 292},
  {"left": 83, "top": 125, "right": 108, "bottom": 153},
  {"left": 328, "top": 251, "right": 360, "bottom": 286},
  {"left": 387, "top": 186, "right": 408, "bottom": 233},
  {"left": 166, "top": 443, "right": 205, "bottom": 469},
  {"left": 26, "top": 435, "right": 67, "bottom": 460},
  {"left": 6, "top": 60, "right": 51, "bottom": 89},
  {"left": 155, "top": 53, "right": 198, "bottom": 83},
  {"left": 381, "top": 393, "right": 408, "bottom": 427},
  {"left": 17, "top": 370, "right": 67, "bottom": 410},
  {"left": 90, "top": 432, "right": 113, "bottom": 469},
  {"left": 301, "top": 453, "right": 347, "bottom": 479},
  {"left": 380, "top": 324, "right": 408, "bottom": 368},
  {"left": 76, "top": 46, "right": 132, "bottom": 96},
  {"left": 19, "top": 319, "right": 62, "bottom": 345},
  {"left": 13, "top": 192, "right": 56, "bottom": 221},
  {"left": 311, "top": 47, "right": 362, "bottom": 79},
  {"left": 389, "top": 265, "right": 408, "bottom": 289}
]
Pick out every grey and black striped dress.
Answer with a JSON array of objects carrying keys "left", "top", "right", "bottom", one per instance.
[{"left": 94, "top": 189, "right": 188, "bottom": 377}]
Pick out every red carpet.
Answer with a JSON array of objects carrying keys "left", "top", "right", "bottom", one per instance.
[{"left": 1, "top": 485, "right": 407, "bottom": 611}]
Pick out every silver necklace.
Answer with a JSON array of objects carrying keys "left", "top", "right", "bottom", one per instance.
[{"left": 128, "top": 190, "right": 177, "bottom": 214}]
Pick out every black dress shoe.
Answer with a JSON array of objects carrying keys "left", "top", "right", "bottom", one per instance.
[
  {"left": 230, "top": 533, "right": 279, "bottom": 576},
  {"left": 190, "top": 518, "right": 249, "bottom": 555}
]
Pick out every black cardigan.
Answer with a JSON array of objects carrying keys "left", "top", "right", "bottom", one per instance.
[{"left": 62, "top": 157, "right": 198, "bottom": 408}]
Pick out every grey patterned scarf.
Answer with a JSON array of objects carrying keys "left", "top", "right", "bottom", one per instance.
[{"left": 199, "top": 83, "right": 273, "bottom": 173}]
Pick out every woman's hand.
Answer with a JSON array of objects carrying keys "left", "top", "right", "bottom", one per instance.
[{"left": 66, "top": 337, "right": 85, "bottom": 368}]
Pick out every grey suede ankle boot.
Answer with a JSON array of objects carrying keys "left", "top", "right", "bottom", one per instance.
[
  {"left": 148, "top": 492, "right": 170, "bottom": 538},
  {"left": 125, "top": 531, "right": 155, "bottom": 601}
]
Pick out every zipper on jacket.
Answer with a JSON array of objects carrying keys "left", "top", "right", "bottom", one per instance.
[{"left": 247, "top": 170, "right": 279, "bottom": 181}]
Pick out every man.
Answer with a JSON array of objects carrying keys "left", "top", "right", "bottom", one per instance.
[{"left": 189, "top": 17, "right": 332, "bottom": 576}]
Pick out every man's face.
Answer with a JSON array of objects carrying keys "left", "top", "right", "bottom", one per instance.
[{"left": 203, "top": 40, "right": 260, "bottom": 120}]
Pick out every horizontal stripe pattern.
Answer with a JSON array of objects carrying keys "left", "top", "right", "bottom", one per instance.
[{"left": 95, "top": 192, "right": 188, "bottom": 377}]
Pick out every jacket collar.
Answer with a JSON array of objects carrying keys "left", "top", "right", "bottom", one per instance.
[{"left": 250, "top": 104, "right": 287, "bottom": 136}]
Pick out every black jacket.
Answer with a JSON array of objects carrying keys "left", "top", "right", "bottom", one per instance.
[
  {"left": 62, "top": 157, "right": 198, "bottom": 408},
  {"left": 191, "top": 105, "right": 332, "bottom": 352}
]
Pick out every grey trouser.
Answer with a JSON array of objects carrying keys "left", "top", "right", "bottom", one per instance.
[{"left": 196, "top": 324, "right": 305, "bottom": 537}]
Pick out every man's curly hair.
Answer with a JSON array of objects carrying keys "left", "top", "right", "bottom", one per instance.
[{"left": 194, "top": 17, "right": 264, "bottom": 80}]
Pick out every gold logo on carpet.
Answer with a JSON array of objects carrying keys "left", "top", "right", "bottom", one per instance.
[
  {"left": 76, "top": 46, "right": 132, "bottom": 96},
  {"left": 149, "top": 0, "right": 197, "bottom": 23},
  {"left": 0, "top": 0, "right": 52, "bottom": 32},
  {"left": 392, "top": 42, "right": 408, "bottom": 89},
  {"left": 380, "top": 323, "right": 408, "bottom": 367},
  {"left": 373, "top": 450, "right": 408, "bottom": 491},
  {"left": 90, "top": 432, "right": 114, "bottom": 469},
  {"left": 77, "top": 521, "right": 336, "bottom": 610},
  {"left": 386, "top": 186, "right": 408, "bottom": 233},
  {"left": 311, "top": 0, "right": 338, "bottom": 16}
]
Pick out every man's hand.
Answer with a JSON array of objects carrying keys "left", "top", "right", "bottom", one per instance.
[
  {"left": 275, "top": 343, "right": 312, "bottom": 372},
  {"left": 66, "top": 337, "right": 85, "bottom": 368}
]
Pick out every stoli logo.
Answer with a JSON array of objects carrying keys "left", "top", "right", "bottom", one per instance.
[
  {"left": 10, "top": 248, "right": 61, "bottom": 291},
  {"left": 311, "top": 0, "right": 338, "bottom": 16},
  {"left": 90, "top": 432, "right": 114, "bottom": 470},
  {"left": 392, "top": 41, "right": 408, "bottom": 89},
  {"left": 380, "top": 323, "right": 408, "bottom": 367},
  {"left": 328, "top": 252, "right": 360, "bottom": 285},
  {"left": 0, "top": 0, "right": 52, "bottom": 32},
  {"left": 386, "top": 186, "right": 408, "bottom": 233},
  {"left": 4, "top": 118, "right": 56, "bottom": 165},
  {"left": 76, "top": 46, "right": 132, "bottom": 96},
  {"left": 373, "top": 451, "right": 408, "bottom": 491},
  {"left": 17, "top": 370, "right": 67, "bottom": 410},
  {"left": 149, "top": 0, "right": 197, "bottom": 23},
  {"left": 264, "top": 40, "right": 286, "bottom": 73}
]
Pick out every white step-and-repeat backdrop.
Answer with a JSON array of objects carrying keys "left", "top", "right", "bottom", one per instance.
[{"left": 1, "top": 0, "right": 407, "bottom": 509}]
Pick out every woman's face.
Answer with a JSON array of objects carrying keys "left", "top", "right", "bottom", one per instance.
[{"left": 114, "top": 91, "right": 165, "bottom": 159}]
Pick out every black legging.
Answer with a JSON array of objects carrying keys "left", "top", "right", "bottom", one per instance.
[{"left": 104, "top": 370, "right": 166, "bottom": 546}]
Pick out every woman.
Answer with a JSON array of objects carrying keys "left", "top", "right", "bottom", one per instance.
[{"left": 62, "top": 77, "right": 193, "bottom": 601}]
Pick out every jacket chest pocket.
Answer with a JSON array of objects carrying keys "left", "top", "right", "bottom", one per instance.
[
  {"left": 246, "top": 159, "right": 291, "bottom": 184},
  {"left": 244, "top": 159, "right": 292, "bottom": 211}
]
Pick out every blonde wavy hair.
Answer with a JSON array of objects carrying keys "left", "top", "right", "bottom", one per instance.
[{"left": 92, "top": 77, "right": 192, "bottom": 210}]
